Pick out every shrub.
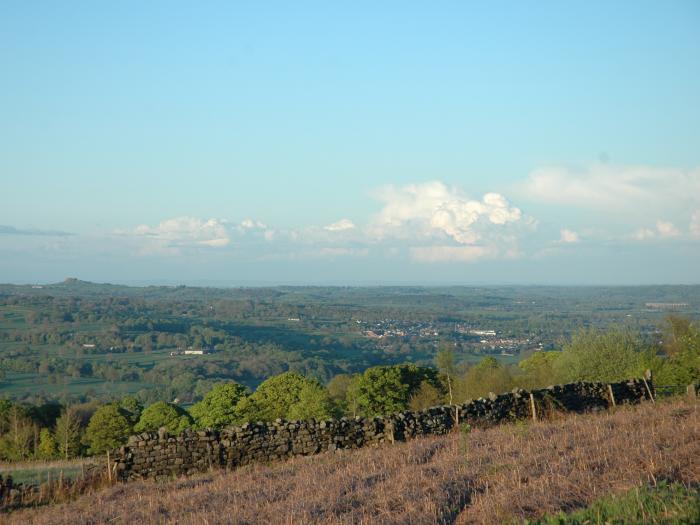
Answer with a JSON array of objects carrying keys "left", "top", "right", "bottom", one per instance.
[
  {"left": 190, "top": 382, "right": 248, "bottom": 429},
  {"left": 134, "top": 402, "right": 193, "bottom": 434},
  {"left": 37, "top": 428, "right": 57, "bottom": 459},
  {"left": 85, "top": 404, "right": 133, "bottom": 454},
  {"left": 240, "top": 372, "right": 332, "bottom": 422}
]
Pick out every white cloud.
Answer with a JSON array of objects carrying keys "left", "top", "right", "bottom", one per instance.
[
  {"left": 632, "top": 228, "right": 656, "bottom": 241},
  {"left": 128, "top": 217, "right": 230, "bottom": 253},
  {"left": 409, "top": 245, "right": 496, "bottom": 263},
  {"left": 323, "top": 219, "right": 356, "bottom": 232},
  {"left": 632, "top": 220, "right": 681, "bottom": 241},
  {"left": 559, "top": 229, "right": 579, "bottom": 243},
  {"left": 239, "top": 219, "right": 267, "bottom": 230},
  {"left": 521, "top": 163, "right": 700, "bottom": 214},
  {"left": 371, "top": 182, "right": 524, "bottom": 245},
  {"left": 655, "top": 220, "right": 680, "bottom": 238}
]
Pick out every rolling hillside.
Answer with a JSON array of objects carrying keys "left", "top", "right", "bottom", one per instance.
[{"left": 7, "top": 397, "right": 699, "bottom": 524}]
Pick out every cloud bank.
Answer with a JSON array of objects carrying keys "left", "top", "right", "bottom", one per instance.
[
  {"left": 522, "top": 164, "right": 700, "bottom": 213},
  {"left": 125, "top": 217, "right": 230, "bottom": 253}
]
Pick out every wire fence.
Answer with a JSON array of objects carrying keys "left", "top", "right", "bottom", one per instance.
[{"left": 654, "top": 384, "right": 692, "bottom": 398}]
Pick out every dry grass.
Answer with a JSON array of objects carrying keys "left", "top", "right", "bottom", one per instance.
[{"left": 7, "top": 398, "right": 699, "bottom": 525}]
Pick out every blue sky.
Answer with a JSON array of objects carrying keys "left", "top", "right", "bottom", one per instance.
[{"left": 1, "top": 1, "right": 699, "bottom": 284}]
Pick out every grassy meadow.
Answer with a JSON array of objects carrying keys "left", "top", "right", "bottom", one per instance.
[{"left": 5, "top": 397, "right": 698, "bottom": 524}]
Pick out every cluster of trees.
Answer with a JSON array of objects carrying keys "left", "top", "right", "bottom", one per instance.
[
  {"left": 0, "top": 367, "right": 438, "bottom": 460},
  {"left": 1, "top": 317, "right": 698, "bottom": 462},
  {"left": 445, "top": 316, "right": 700, "bottom": 400}
]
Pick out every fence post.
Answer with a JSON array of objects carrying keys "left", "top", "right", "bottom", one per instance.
[
  {"left": 107, "top": 450, "right": 112, "bottom": 484},
  {"left": 642, "top": 376, "right": 655, "bottom": 404},
  {"left": 529, "top": 393, "right": 537, "bottom": 422},
  {"left": 688, "top": 383, "right": 697, "bottom": 399},
  {"left": 607, "top": 384, "right": 616, "bottom": 407}
]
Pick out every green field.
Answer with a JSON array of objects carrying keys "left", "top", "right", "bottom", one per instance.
[
  {"left": 0, "top": 372, "right": 153, "bottom": 399},
  {"left": 0, "top": 458, "right": 94, "bottom": 485}
]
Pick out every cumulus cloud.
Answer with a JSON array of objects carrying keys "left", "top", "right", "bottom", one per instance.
[
  {"left": 239, "top": 219, "right": 267, "bottom": 230},
  {"left": 521, "top": 163, "right": 700, "bottom": 215},
  {"left": 655, "top": 220, "right": 680, "bottom": 238},
  {"left": 127, "top": 216, "right": 230, "bottom": 252},
  {"left": 632, "top": 228, "right": 656, "bottom": 241},
  {"left": 323, "top": 219, "right": 356, "bottom": 232},
  {"left": 632, "top": 220, "right": 681, "bottom": 241},
  {"left": 371, "top": 182, "right": 524, "bottom": 245},
  {"left": 559, "top": 229, "right": 580, "bottom": 243}
]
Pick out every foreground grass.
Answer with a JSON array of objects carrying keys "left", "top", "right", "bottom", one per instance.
[
  {"left": 530, "top": 481, "right": 700, "bottom": 524},
  {"left": 7, "top": 398, "right": 699, "bottom": 525}
]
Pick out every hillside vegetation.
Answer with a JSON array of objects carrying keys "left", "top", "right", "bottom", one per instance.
[
  {"left": 8, "top": 398, "right": 699, "bottom": 525},
  {"left": 3, "top": 315, "right": 698, "bottom": 463}
]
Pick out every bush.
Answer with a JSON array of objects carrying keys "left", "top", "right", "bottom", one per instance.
[
  {"left": 355, "top": 365, "right": 440, "bottom": 416},
  {"left": 190, "top": 382, "right": 248, "bottom": 429},
  {"left": 455, "top": 357, "right": 513, "bottom": 401},
  {"left": 554, "top": 328, "right": 645, "bottom": 383},
  {"left": 134, "top": 402, "right": 193, "bottom": 434},
  {"left": 239, "top": 372, "right": 332, "bottom": 422},
  {"left": 37, "top": 428, "right": 57, "bottom": 459},
  {"left": 85, "top": 404, "right": 133, "bottom": 454}
]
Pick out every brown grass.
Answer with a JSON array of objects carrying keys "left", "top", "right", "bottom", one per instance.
[{"left": 7, "top": 398, "right": 699, "bottom": 525}]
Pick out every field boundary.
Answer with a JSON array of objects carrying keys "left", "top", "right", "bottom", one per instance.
[{"left": 113, "top": 376, "right": 656, "bottom": 482}]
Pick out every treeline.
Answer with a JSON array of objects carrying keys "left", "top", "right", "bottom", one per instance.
[{"left": 1, "top": 317, "right": 698, "bottom": 462}]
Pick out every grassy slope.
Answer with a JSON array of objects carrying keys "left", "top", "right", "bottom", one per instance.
[
  {"left": 7, "top": 398, "right": 700, "bottom": 525},
  {"left": 531, "top": 482, "right": 700, "bottom": 524}
]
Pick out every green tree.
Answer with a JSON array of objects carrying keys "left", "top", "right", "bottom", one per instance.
[
  {"left": 436, "top": 347, "right": 457, "bottom": 405},
  {"left": 37, "top": 428, "right": 57, "bottom": 459},
  {"left": 355, "top": 365, "right": 439, "bottom": 416},
  {"left": 287, "top": 382, "right": 335, "bottom": 420},
  {"left": 456, "top": 357, "right": 513, "bottom": 401},
  {"left": 517, "top": 351, "right": 561, "bottom": 389},
  {"left": 409, "top": 381, "right": 443, "bottom": 411},
  {"left": 345, "top": 376, "right": 362, "bottom": 418},
  {"left": 0, "top": 405, "right": 35, "bottom": 460},
  {"left": 134, "top": 402, "right": 193, "bottom": 434},
  {"left": 118, "top": 396, "right": 143, "bottom": 425},
  {"left": 646, "top": 318, "right": 700, "bottom": 386},
  {"left": 326, "top": 374, "right": 354, "bottom": 415},
  {"left": 85, "top": 404, "right": 133, "bottom": 454},
  {"left": 240, "top": 371, "right": 327, "bottom": 422},
  {"left": 54, "top": 407, "right": 82, "bottom": 459},
  {"left": 662, "top": 315, "right": 695, "bottom": 357},
  {"left": 554, "top": 328, "right": 645, "bottom": 383},
  {"left": 190, "top": 382, "right": 248, "bottom": 429}
]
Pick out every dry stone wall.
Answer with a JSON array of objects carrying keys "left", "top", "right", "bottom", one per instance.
[{"left": 113, "top": 377, "right": 652, "bottom": 482}]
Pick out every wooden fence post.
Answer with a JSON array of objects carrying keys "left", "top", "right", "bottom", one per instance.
[
  {"left": 642, "top": 377, "right": 655, "bottom": 404},
  {"left": 107, "top": 451, "right": 112, "bottom": 484},
  {"left": 607, "top": 384, "right": 616, "bottom": 407},
  {"left": 688, "top": 383, "right": 697, "bottom": 398},
  {"left": 529, "top": 393, "right": 537, "bottom": 422}
]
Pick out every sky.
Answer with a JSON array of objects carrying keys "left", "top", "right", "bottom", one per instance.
[{"left": 1, "top": 1, "right": 699, "bottom": 285}]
